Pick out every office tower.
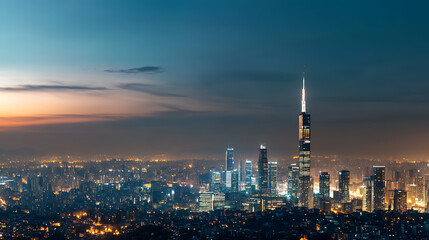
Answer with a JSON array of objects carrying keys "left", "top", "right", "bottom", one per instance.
[
  {"left": 288, "top": 164, "right": 299, "bottom": 204},
  {"left": 238, "top": 160, "right": 243, "bottom": 190},
  {"left": 258, "top": 145, "right": 269, "bottom": 195},
  {"left": 210, "top": 171, "right": 222, "bottom": 193},
  {"left": 268, "top": 162, "right": 278, "bottom": 197},
  {"left": 151, "top": 181, "right": 164, "bottom": 207},
  {"left": 298, "top": 74, "right": 311, "bottom": 208},
  {"left": 231, "top": 170, "right": 239, "bottom": 192},
  {"left": 319, "top": 172, "right": 330, "bottom": 200},
  {"left": 362, "top": 177, "right": 373, "bottom": 212},
  {"left": 222, "top": 170, "right": 239, "bottom": 192},
  {"left": 199, "top": 192, "right": 213, "bottom": 212},
  {"left": 339, "top": 170, "right": 350, "bottom": 203},
  {"left": 212, "top": 193, "right": 226, "bottom": 210},
  {"left": 372, "top": 166, "right": 385, "bottom": 211},
  {"left": 245, "top": 160, "right": 252, "bottom": 194},
  {"left": 226, "top": 147, "right": 234, "bottom": 171},
  {"left": 416, "top": 175, "right": 425, "bottom": 204},
  {"left": 393, "top": 190, "right": 407, "bottom": 212}
]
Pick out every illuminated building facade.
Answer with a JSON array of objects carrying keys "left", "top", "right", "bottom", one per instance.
[
  {"left": 339, "top": 170, "right": 350, "bottom": 203},
  {"left": 298, "top": 74, "right": 311, "bottom": 208},
  {"left": 288, "top": 164, "right": 299, "bottom": 204},
  {"left": 268, "top": 162, "right": 278, "bottom": 197},
  {"left": 319, "top": 172, "right": 330, "bottom": 200},
  {"left": 245, "top": 160, "right": 252, "bottom": 194}
]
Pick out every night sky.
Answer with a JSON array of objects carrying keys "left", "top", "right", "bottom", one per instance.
[{"left": 0, "top": 1, "right": 428, "bottom": 160}]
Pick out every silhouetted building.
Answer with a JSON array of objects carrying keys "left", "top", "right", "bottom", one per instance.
[
  {"left": 393, "top": 189, "right": 407, "bottom": 212},
  {"left": 372, "top": 166, "right": 385, "bottom": 211},
  {"left": 258, "top": 145, "right": 269, "bottom": 195}
]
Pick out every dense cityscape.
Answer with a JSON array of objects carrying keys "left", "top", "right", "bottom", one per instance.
[
  {"left": 0, "top": 78, "right": 428, "bottom": 239},
  {"left": 2, "top": 1, "right": 429, "bottom": 239}
]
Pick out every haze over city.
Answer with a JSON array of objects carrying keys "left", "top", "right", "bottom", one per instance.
[{"left": 1, "top": 1, "right": 428, "bottom": 160}]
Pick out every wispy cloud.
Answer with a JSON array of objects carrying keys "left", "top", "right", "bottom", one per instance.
[
  {"left": 105, "top": 66, "right": 162, "bottom": 74},
  {"left": 118, "top": 83, "right": 185, "bottom": 97},
  {"left": 0, "top": 85, "right": 108, "bottom": 91},
  {"left": 0, "top": 114, "right": 125, "bottom": 130}
]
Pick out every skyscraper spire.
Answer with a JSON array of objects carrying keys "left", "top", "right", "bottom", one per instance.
[{"left": 301, "top": 72, "right": 306, "bottom": 113}]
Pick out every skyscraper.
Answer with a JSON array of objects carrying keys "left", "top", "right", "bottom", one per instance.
[
  {"left": 226, "top": 147, "right": 234, "bottom": 171},
  {"left": 339, "top": 170, "right": 350, "bottom": 203},
  {"left": 298, "top": 74, "right": 311, "bottom": 208},
  {"left": 258, "top": 145, "right": 269, "bottom": 195},
  {"left": 319, "top": 172, "right": 330, "bottom": 200},
  {"left": 362, "top": 177, "right": 373, "bottom": 212},
  {"left": 393, "top": 189, "right": 407, "bottom": 213},
  {"left": 245, "top": 160, "right": 252, "bottom": 194},
  {"left": 372, "top": 166, "right": 385, "bottom": 211},
  {"left": 210, "top": 171, "right": 222, "bottom": 193},
  {"left": 416, "top": 175, "right": 425, "bottom": 204},
  {"left": 288, "top": 164, "right": 300, "bottom": 204},
  {"left": 268, "top": 162, "right": 278, "bottom": 197}
]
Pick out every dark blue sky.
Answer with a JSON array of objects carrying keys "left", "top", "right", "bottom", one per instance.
[{"left": 0, "top": 1, "right": 428, "bottom": 160}]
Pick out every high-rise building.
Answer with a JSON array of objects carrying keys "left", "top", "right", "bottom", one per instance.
[
  {"left": 372, "top": 166, "right": 385, "bottom": 211},
  {"left": 258, "top": 145, "right": 269, "bottom": 195},
  {"left": 339, "top": 170, "right": 350, "bottom": 203},
  {"left": 416, "top": 175, "right": 425, "bottom": 204},
  {"left": 210, "top": 171, "right": 222, "bottom": 193},
  {"left": 362, "top": 176, "right": 373, "bottom": 212},
  {"left": 237, "top": 160, "right": 243, "bottom": 191},
  {"left": 245, "top": 160, "right": 252, "bottom": 194},
  {"left": 226, "top": 148, "right": 234, "bottom": 171},
  {"left": 393, "top": 189, "right": 407, "bottom": 212},
  {"left": 222, "top": 170, "right": 239, "bottom": 193},
  {"left": 319, "top": 172, "right": 330, "bottom": 200},
  {"left": 288, "top": 164, "right": 299, "bottom": 204},
  {"left": 298, "top": 74, "right": 311, "bottom": 208},
  {"left": 150, "top": 181, "right": 165, "bottom": 208},
  {"left": 268, "top": 162, "right": 278, "bottom": 197}
]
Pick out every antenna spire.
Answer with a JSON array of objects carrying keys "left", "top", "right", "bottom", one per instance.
[{"left": 301, "top": 72, "right": 306, "bottom": 113}]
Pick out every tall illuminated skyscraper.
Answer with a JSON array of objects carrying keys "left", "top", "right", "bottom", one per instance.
[
  {"left": 298, "top": 74, "right": 311, "bottom": 208},
  {"left": 372, "top": 166, "right": 385, "bottom": 211},
  {"left": 258, "top": 145, "right": 269, "bottom": 195},
  {"left": 226, "top": 147, "right": 234, "bottom": 171}
]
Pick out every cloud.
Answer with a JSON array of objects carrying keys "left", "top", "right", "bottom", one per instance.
[
  {"left": 0, "top": 85, "right": 108, "bottom": 91},
  {"left": 117, "top": 83, "right": 185, "bottom": 97},
  {"left": 104, "top": 66, "right": 162, "bottom": 74},
  {"left": 0, "top": 114, "right": 125, "bottom": 130}
]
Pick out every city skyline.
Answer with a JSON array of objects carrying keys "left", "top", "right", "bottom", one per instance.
[
  {"left": 0, "top": 1, "right": 429, "bottom": 160},
  {"left": 1, "top": 2, "right": 429, "bottom": 239}
]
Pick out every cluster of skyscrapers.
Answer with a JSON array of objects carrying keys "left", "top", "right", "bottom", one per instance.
[
  {"left": 201, "top": 75, "right": 424, "bottom": 213},
  {"left": 201, "top": 145, "right": 279, "bottom": 211}
]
